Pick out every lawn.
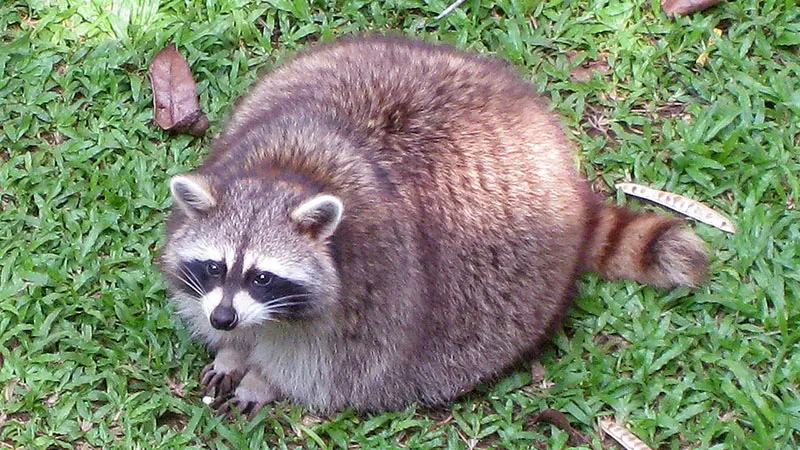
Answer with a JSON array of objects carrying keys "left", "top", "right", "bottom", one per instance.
[{"left": 1, "top": 0, "right": 798, "bottom": 448}]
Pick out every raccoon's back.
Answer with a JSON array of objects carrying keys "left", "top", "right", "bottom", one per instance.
[{"left": 216, "top": 36, "right": 572, "bottom": 172}]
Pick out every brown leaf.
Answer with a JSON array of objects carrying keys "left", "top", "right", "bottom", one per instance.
[
  {"left": 530, "top": 409, "right": 591, "bottom": 446},
  {"left": 568, "top": 53, "right": 611, "bottom": 83},
  {"left": 530, "top": 360, "right": 546, "bottom": 385},
  {"left": 662, "top": 0, "right": 724, "bottom": 17},
  {"left": 148, "top": 44, "right": 209, "bottom": 136}
]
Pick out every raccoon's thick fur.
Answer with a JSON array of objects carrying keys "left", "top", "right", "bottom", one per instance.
[{"left": 161, "top": 35, "right": 708, "bottom": 413}]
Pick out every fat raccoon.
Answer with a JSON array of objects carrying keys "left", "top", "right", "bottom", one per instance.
[{"left": 161, "top": 35, "right": 708, "bottom": 414}]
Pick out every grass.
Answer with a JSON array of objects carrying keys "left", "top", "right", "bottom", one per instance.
[{"left": 1, "top": 0, "right": 798, "bottom": 448}]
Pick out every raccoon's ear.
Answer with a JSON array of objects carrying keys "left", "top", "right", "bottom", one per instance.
[
  {"left": 291, "top": 194, "right": 343, "bottom": 240},
  {"left": 170, "top": 175, "right": 216, "bottom": 218}
]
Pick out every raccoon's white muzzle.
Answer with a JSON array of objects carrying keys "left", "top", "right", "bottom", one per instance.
[{"left": 203, "top": 288, "right": 266, "bottom": 330}]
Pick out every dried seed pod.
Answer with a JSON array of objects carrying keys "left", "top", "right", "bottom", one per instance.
[
  {"left": 617, "top": 182, "right": 736, "bottom": 233},
  {"left": 599, "top": 418, "right": 654, "bottom": 450}
]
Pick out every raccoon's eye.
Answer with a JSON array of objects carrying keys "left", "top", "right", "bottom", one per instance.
[
  {"left": 206, "top": 262, "right": 224, "bottom": 278},
  {"left": 253, "top": 272, "right": 273, "bottom": 287}
]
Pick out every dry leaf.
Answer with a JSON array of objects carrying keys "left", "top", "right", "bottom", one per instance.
[
  {"left": 695, "top": 51, "right": 710, "bottom": 67},
  {"left": 44, "top": 393, "right": 59, "bottom": 407},
  {"left": 530, "top": 360, "right": 547, "bottom": 385},
  {"left": 148, "top": 44, "right": 209, "bottom": 136},
  {"left": 696, "top": 28, "right": 723, "bottom": 67},
  {"left": 79, "top": 418, "right": 94, "bottom": 433},
  {"left": 299, "top": 414, "right": 324, "bottom": 428},
  {"left": 168, "top": 378, "right": 186, "bottom": 398},
  {"left": 569, "top": 54, "right": 612, "bottom": 83},
  {"left": 599, "top": 418, "right": 653, "bottom": 450},
  {"left": 616, "top": 182, "right": 736, "bottom": 233},
  {"left": 4, "top": 379, "right": 19, "bottom": 402},
  {"left": 662, "top": 0, "right": 724, "bottom": 17},
  {"left": 531, "top": 409, "right": 591, "bottom": 446}
]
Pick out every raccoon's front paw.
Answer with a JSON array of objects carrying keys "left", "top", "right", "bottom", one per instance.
[
  {"left": 200, "top": 363, "right": 245, "bottom": 399},
  {"left": 215, "top": 370, "right": 280, "bottom": 419},
  {"left": 200, "top": 347, "right": 247, "bottom": 400}
]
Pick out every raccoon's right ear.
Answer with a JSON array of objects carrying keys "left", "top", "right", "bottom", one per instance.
[
  {"left": 170, "top": 175, "right": 217, "bottom": 218},
  {"left": 291, "top": 194, "right": 343, "bottom": 241}
]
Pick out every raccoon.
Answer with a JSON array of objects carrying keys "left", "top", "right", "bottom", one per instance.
[{"left": 160, "top": 35, "right": 708, "bottom": 414}]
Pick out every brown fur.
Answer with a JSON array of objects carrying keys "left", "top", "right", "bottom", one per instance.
[
  {"left": 586, "top": 205, "right": 707, "bottom": 288},
  {"left": 162, "top": 35, "right": 709, "bottom": 412}
]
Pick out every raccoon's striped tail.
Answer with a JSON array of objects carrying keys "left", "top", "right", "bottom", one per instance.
[{"left": 586, "top": 204, "right": 709, "bottom": 289}]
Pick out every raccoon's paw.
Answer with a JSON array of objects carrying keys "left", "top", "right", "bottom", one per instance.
[
  {"left": 647, "top": 224, "right": 709, "bottom": 288},
  {"left": 200, "top": 347, "right": 247, "bottom": 399},
  {"left": 201, "top": 363, "right": 245, "bottom": 399},
  {"left": 214, "top": 371, "right": 280, "bottom": 420}
]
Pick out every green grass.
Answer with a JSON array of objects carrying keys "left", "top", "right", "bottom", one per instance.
[{"left": 1, "top": 0, "right": 798, "bottom": 448}]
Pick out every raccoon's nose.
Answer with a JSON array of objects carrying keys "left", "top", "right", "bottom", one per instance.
[{"left": 209, "top": 306, "right": 238, "bottom": 330}]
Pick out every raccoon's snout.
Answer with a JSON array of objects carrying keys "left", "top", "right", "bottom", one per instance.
[{"left": 210, "top": 305, "right": 238, "bottom": 330}]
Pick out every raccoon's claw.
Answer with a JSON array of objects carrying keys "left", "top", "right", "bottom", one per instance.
[
  {"left": 212, "top": 370, "right": 279, "bottom": 419},
  {"left": 214, "top": 399, "right": 233, "bottom": 416},
  {"left": 215, "top": 398, "right": 266, "bottom": 420},
  {"left": 200, "top": 364, "right": 244, "bottom": 399},
  {"left": 200, "top": 363, "right": 215, "bottom": 382},
  {"left": 209, "top": 395, "right": 228, "bottom": 411}
]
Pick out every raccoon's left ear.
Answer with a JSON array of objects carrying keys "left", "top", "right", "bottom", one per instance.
[{"left": 291, "top": 194, "right": 343, "bottom": 240}]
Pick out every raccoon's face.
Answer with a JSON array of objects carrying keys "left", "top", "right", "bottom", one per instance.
[{"left": 162, "top": 174, "right": 343, "bottom": 332}]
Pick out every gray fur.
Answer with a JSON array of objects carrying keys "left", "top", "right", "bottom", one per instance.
[{"left": 161, "top": 35, "right": 708, "bottom": 412}]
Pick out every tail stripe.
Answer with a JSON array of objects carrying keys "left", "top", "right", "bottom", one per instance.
[
  {"left": 594, "top": 207, "right": 636, "bottom": 274},
  {"left": 640, "top": 220, "right": 679, "bottom": 269}
]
